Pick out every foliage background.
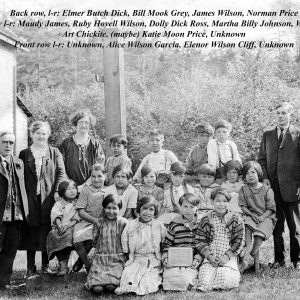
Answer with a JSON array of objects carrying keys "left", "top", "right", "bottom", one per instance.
[{"left": 9, "top": 4, "right": 300, "bottom": 172}]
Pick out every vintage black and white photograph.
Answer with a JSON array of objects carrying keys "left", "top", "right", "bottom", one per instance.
[{"left": 0, "top": 0, "right": 300, "bottom": 298}]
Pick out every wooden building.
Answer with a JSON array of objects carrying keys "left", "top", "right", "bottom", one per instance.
[{"left": 0, "top": 29, "right": 32, "bottom": 154}]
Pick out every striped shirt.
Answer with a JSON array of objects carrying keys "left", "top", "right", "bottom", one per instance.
[{"left": 162, "top": 215, "right": 201, "bottom": 259}]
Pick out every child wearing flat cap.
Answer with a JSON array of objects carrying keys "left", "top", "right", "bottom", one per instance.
[{"left": 195, "top": 187, "right": 244, "bottom": 292}]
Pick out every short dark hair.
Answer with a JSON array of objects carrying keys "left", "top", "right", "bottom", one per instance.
[
  {"left": 214, "top": 119, "right": 232, "bottom": 132},
  {"left": 241, "top": 161, "right": 263, "bottom": 181},
  {"left": 69, "top": 109, "right": 96, "bottom": 127},
  {"left": 112, "top": 165, "right": 132, "bottom": 180},
  {"left": 194, "top": 122, "right": 214, "bottom": 136},
  {"left": 198, "top": 164, "right": 215, "bottom": 177},
  {"left": 102, "top": 194, "right": 122, "bottom": 209},
  {"left": 223, "top": 160, "right": 243, "bottom": 176},
  {"left": 211, "top": 187, "right": 231, "bottom": 202},
  {"left": 58, "top": 180, "right": 77, "bottom": 198},
  {"left": 141, "top": 164, "right": 157, "bottom": 180},
  {"left": 170, "top": 161, "right": 186, "bottom": 175},
  {"left": 137, "top": 195, "right": 158, "bottom": 216},
  {"left": 179, "top": 193, "right": 200, "bottom": 207},
  {"left": 110, "top": 134, "right": 128, "bottom": 148}
]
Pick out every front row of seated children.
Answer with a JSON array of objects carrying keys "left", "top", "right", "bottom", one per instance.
[{"left": 45, "top": 158, "right": 276, "bottom": 295}]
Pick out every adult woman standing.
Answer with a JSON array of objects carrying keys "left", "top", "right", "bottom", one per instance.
[
  {"left": 59, "top": 109, "right": 105, "bottom": 190},
  {"left": 19, "top": 121, "right": 66, "bottom": 277},
  {"left": 59, "top": 109, "right": 105, "bottom": 272}
]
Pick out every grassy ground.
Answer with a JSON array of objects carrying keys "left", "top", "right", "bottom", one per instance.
[{"left": 3, "top": 234, "right": 300, "bottom": 300}]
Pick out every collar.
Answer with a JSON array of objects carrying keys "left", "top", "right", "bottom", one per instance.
[
  {"left": 149, "top": 149, "right": 164, "bottom": 156},
  {"left": 216, "top": 140, "right": 229, "bottom": 146},
  {"left": 138, "top": 218, "right": 153, "bottom": 225},
  {"left": 172, "top": 214, "right": 200, "bottom": 229},
  {"left": 0, "top": 155, "right": 11, "bottom": 163},
  {"left": 277, "top": 125, "right": 289, "bottom": 134},
  {"left": 72, "top": 134, "right": 90, "bottom": 147}
]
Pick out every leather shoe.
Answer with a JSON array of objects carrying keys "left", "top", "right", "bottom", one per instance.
[
  {"left": 72, "top": 259, "right": 83, "bottom": 273},
  {"left": 269, "top": 261, "right": 285, "bottom": 269},
  {"left": 24, "top": 266, "right": 38, "bottom": 279}
]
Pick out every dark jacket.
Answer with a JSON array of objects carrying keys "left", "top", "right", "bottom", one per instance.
[
  {"left": 0, "top": 156, "right": 29, "bottom": 225},
  {"left": 257, "top": 125, "right": 300, "bottom": 203},
  {"left": 19, "top": 146, "right": 66, "bottom": 226}
]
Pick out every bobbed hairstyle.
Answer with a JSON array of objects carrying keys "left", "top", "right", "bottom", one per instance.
[
  {"left": 223, "top": 160, "right": 243, "bottom": 176},
  {"left": 211, "top": 187, "right": 231, "bottom": 202},
  {"left": 137, "top": 195, "right": 158, "bottom": 216},
  {"left": 194, "top": 122, "right": 214, "bottom": 137},
  {"left": 29, "top": 121, "right": 51, "bottom": 136},
  {"left": 241, "top": 161, "right": 263, "bottom": 181},
  {"left": 214, "top": 119, "right": 232, "bottom": 132},
  {"left": 170, "top": 161, "right": 186, "bottom": 175},
  {"left": 179, "top": 193, "right": 200, "bottom": 207},
  {"left": 102, "top": 194, "right": 122, "bottom": 209},
  {"left": 58, "top": 179, "right": 77, "bottom": 198},
  {"left": 110, "top": 134, "right": 128, "bottom": 148},
  {"left": 112, "top": 165, "right": 132, "bottom": 180},
  {"left": 198, "top": 164, "right": 216, "bottom": 177},
  {"left": 69, "top": 109, "right": 96, "bottom": 127},
  {"left": 90, "top": 163, "right": 105, "bottom": 173},
  {"left": 141, "top": 164, "right": 157, "bottom": 180},
  {"left": 148, "top": 129, "right": 164, "bottom": 140}
]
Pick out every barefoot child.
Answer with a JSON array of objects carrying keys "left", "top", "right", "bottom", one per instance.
[
  {"left": 86, "top": 194, "right": 128, "bottom": 294},
  {"left": 194, "top": 164, "right": 220, "bottom": 218},
  {"left": 105, "top": 134, "right": 132, "bottom": 186},
  {"left": 196, "top": 188, "right": 244, "bottom": 291},
  {"left": 135, "top": 164, "right": 164, "bottom": 213},
  {"left": 238, "top": 161, "right": 276, "bottom": 270},
  {"left": 158, "top": 162, "right": 194, "bottom": 225},
  {"left": 46, "top": 180, "right": 79, "bottom": 276},
  {"left": 185, "top": 122, "right": 214, "bottom": 186},
  {"left": 133, "top": 129, "right": 178, "bottom": 186},
  {"left": 162, "top": 193, "right": 202, "bottom": 291},
  {"left": 115, "top": 196, "right": 166, "bottom": 296},
  {"left": 221, "top": 160, "right": 244, "bottom": 216},
  {"left": 104, "top": 165, "right": 138, "bottom": 219},
  {"left": 72, "top": 164, "right": 106, "bottom": 273},
  {"left": 207, "top": 120, "right": 242, "bottom": 182}
]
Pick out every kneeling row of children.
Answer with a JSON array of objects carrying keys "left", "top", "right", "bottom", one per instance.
[{"left": 46, "top": 159, "right": 276, "bottom": 294}]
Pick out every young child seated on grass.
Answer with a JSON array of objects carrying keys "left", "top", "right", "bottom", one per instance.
[
  {"left": 185, "top": 122, "right": 214, "bottom": 186},
  {"left": 158, "top": 162, "right": 195, "bottom": 225},
  {"left": 72, "top": 164, "right": 106, "bottom": 273},
  {"left": 134, "top": 164, "right": 164, "bottom": 213},
  {"left": 194, "top": 164, "right": 220, "bottom": 218},
  {"left": 105, "top": 134, "right": 132, "bottom": 186},
  {"left": 221, "top": 160, "right": 244, "bottom": 216},
  {"left": 207, "top": 120, "right": 242, "bottom": 183},
  {"left": 238, "top": 161, "right": 276, "bottom": 272},
  {"left": 115, "top": 196, "right": 166, "bottom": 296},
  {"left": 85, "top": 194, "right": 128, "bottom": 294},
  {"left": 162, "top": 193, "right": 202, "bottom": 291},
  {"left": 133, "top": 129, "right": 178, "bottom": 186},
  {"left": 196, "top": 188, "right": 244, "bottom": 292},
  {"left": 46, "top": 180, "right": 79, "bottom": 276},
  {"left": 104, "top": 165, "right": 138, "bottom": 219}
]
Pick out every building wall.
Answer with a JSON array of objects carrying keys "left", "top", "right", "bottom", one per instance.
[{"left": 16, "top": 106, "right": 28, "bottom": 155}]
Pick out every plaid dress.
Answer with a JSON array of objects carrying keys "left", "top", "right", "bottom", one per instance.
[
  {"left": 196, "top": 212, "right": 242, "bottom": 291},
  {"left": 86, "top": 216, "right": 128, "bottom": 289}
]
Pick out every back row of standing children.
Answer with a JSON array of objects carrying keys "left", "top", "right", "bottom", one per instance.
[{"left": 47, "top": 119, "right": 276, "bottom": 295}]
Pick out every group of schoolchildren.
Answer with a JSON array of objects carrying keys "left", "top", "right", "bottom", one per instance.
[{"left": 46, "top": 119, "right": 276, "bottom": 295}]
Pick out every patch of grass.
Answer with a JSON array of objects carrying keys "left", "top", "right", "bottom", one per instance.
[{"left": 4, "top": 233, "right": 298, "bottom": 300}]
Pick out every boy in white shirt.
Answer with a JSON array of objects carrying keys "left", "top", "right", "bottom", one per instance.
[
  {"left": 133, "top": 129, "right": 178, "bottom": 185},
  {"left": 207, "top": 119, "right": 242, "bottom": 182}
]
